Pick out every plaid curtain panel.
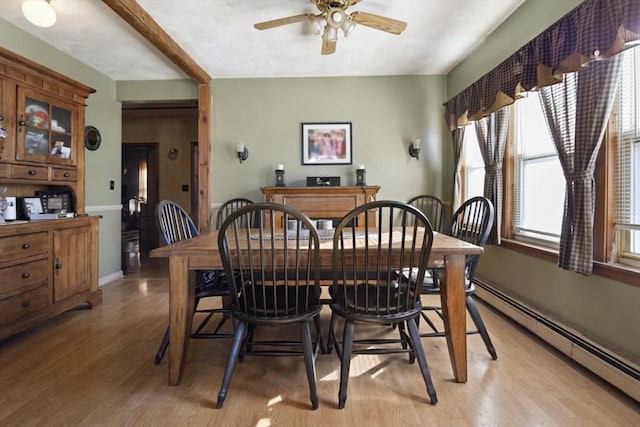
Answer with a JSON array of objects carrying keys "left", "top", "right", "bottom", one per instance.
[
  {"left": 451, "top": 126, "right": 465, "bottom": 213},
  {"left": 539, "top": 56, "right": 622, "bottom": 274},
  {"left": 474, "top": 108, "right": 510, "bottom": 245}
]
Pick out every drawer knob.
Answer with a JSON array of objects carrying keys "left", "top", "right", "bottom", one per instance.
[
  {"left": 22, "top": 243, "right": 31, "bottom": 250},
  {"left": 64, "top": 172, "right": 70, "bottom": 177},
  {"left": 28, "top": 170, "right": 36, "bottom": 176},
  {"left": 55, "top": 262, "right": 63, "bottom": 270},
  {"left": 22, "top": 300, "right": 30, "bottom": 308},
  {"left": 22, "top": 272, "right": 30, "bottom": 279}
]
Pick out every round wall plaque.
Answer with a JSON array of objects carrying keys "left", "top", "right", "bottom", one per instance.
[{"left": 84, "top": 125, "right": 101, "bottom": 151}]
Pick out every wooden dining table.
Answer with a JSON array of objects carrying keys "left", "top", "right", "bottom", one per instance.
[{"left": 150, "top": 228, "right": 483, "bottom": 386}]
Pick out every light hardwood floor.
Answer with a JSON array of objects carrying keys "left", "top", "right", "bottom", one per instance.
[{"left": 0, "top": 257, "right": 637, "bottom": 426}]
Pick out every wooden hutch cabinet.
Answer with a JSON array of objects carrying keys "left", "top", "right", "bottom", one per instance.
[{"left": 0, "top": 47, "right": 101, "bottom": 341}]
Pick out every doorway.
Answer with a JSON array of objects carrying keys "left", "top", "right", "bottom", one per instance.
[{"left": 122, "top": 143, "right": 160, "bottom": 258}]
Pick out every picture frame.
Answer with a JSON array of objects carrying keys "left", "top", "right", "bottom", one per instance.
[
  {"left": 301, "top": 122, "right": 352, "bottom": 165},
  {"left": 22, "top": 197, "right": 43, "bottom": 218}
]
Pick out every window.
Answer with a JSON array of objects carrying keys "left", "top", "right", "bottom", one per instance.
[
  {"left": 614, "top": 47, "right": 640, "bottom": 266},
  {"left": 457, "top": 46, "right": 639, "bottom": 282},
  {"left": 462, "top": 124, "right": 484, "bottom": 200},
  {"left": 512, "top": 91, "right": 564, "bottom": 246}
]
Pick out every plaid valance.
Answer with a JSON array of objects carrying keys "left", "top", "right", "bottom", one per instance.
[{"left": 444, "top": 0, "right": 640, "bottom": 130}]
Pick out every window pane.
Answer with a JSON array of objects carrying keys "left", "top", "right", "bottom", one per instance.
[
  {"left": 513, "top": 91, "right": 563, "bottom": 244},
  {"left": 616, "top": 46, "right": 640, "bottom": 261},
  {"left": 632, "top": 230, "right": 640, "bottom": 254},
  {"left": 518, "top": 92, "right": 557, "bottom": 157},
  {"left": 521, "top": 157, "right": 564, "bottom": 235},
  {"left": 464, "top": 127, "right": 484, "bottom": 168},
  {"left": 467, "top": 167, "right": 485, "bottom": 199},
  {"left": 463, "top": 125, "right": 485, "bottom": 200}
]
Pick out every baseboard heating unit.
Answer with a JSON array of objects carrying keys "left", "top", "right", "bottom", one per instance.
[{"left": 473, "top": 278, "right": 639, "bottom": 402}]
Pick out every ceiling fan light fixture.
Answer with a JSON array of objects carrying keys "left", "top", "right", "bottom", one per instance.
[
  {"left": 22, "top": 0, "right": 56, "bottom": 28},
  {"left": 327, "top": 7, "right": 346, "bottom": 28},
  {"left": 309, "top": 15, "right": 327, "bottom": 35},
  {"left": 342, "top": 18, "right": 356, "bottom": 37},
  {"left": 323, "top": 25, "right": 338, "bottom": 42}
]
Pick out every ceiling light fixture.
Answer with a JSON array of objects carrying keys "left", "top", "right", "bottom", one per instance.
[
  {"left": 319, "top": 7, "right": 356, "bottom": 43},
  {"left": 323, "top": 25, "right": 338, "bottom": 43},
  {"left": 22, "top": 0, "right": 56, "bottom": 28},
  {"left": 309, "top": 15, "right": 327, "bottom": 35},
  {"left": 254, "top": 1, "right": 407, "bottom": 56}
]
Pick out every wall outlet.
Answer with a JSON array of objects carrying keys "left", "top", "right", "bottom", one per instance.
[
  {"left": 182, "top": 184, "right": 189, "bottom": 192},
  {"left": 110, "top": 180, "right": 115, "bottom": 190}
]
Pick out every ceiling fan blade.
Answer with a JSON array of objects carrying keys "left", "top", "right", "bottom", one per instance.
[
  {"left": 351, "top": 11, "right": 407, "bottom": 35},
  {"left": 321, "top": 39, "right": 337, "bottom": 55},
  {"left": 254, "top": 14, "right": 310, "bottom": 30}
]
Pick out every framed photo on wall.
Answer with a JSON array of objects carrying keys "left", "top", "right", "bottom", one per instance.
[{"left": 301, "top": 122, "right": 352, "bottom": 165}]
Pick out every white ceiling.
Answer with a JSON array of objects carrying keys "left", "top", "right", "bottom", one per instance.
[{"left": 0, "top": 0, "right": 525, "bottom": 80}]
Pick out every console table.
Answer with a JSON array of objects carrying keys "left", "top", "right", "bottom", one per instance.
[{"left": 260, "top": 186, "right": 380, "bottom": 228}]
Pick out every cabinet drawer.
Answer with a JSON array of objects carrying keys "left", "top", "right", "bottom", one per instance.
[
  {"left": 1, "top": 259, "right": 49, "bottom": 296},
  {"left": 0, "top": 232, "right": 48, "bottom": 264},
  {"left": 0, "top": 162, "right": 8, "bottom": 177},
  {"left": 10, "top": 164, "right": 48, "bottom": 180},
  {"left": 52, "top": 167, "right": 76, "bottom": 181},
  {"left": 0, "top": 285, "right": 50, "bottom": 325}
]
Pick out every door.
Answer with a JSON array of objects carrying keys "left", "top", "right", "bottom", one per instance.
[{"left": 122, "top": 143, "right": 159, "bottom": 253}]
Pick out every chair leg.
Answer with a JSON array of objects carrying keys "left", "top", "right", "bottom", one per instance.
[
  {"left": 466, "top": 296, "right": 498, "bottom": 360},
  {"left": 338, "top": 320, "right": 354, "bottom": 409},
  {"left": 396, "top": 322, "right": 415, "bottom": 364},
  {"left": 216, "top": 321, "right": 247, "bottom": 408},
  {"left": 326, "top": 311, "right": 337, "bottom": 354},
  {"left": 313, "top": 314, "right": 326, "bottom": 354},
  {"left": 406, "top": 317, "right": 438, "bottom": 404},
  {"left": 154, "top": 327, "right": 170, "bottom": 365},
  {"left": 300, "top": 320, "right": 319, "bottom": 410}
]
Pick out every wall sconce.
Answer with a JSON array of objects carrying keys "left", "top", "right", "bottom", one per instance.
[
  {"left": 22, "top": 0, "right": 57, "bottom": 28},
  {"left": 408, "top": 138, "right": 421, "bottom": 160},
  {"left": 168, "top": 148, "right": 179, "bottom": 160},
  {"left": 236, "top": 142, "right": 249, "bottom": 163}
]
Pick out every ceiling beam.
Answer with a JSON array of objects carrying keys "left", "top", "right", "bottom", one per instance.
[
  {"left": 102, "top": 0, "right": 211, "bottom": 83},
  {"left": 102, "top": 0, "right": 212, "bottom": 232}
]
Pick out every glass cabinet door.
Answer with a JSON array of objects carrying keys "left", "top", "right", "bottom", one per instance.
[{"left": 16, "top": 87, "right": 76, "bottom": 166}]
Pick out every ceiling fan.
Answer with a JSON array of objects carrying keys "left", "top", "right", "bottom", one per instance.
[{"left": 254, "top": 0, "right": 408, "bottom": 55}]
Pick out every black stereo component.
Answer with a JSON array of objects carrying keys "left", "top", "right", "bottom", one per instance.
[{"left": 306, "top": 176, "right": 341, "bottom": 187}]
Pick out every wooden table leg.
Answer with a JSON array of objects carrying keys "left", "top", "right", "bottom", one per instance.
[
  {"left": 440, "top": 253, "right": 467, "bottom": 383},
  {"left": 168, "top": 256, "right": 195, "bottom": 386}
]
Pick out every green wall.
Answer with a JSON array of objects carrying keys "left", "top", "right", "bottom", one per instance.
[
  {"left": 210, "top": 76, "right": 448, "bottom": 204},
  {"left": 447, "top": 0, "right": 639, "bottom": 357}
]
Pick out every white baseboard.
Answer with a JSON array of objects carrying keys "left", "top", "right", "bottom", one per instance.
[
  {"left": 99, "top": 271, "right": 124, "bottom": 287},
  {"left": 474, "top": 279, "right": 639, "bottom": 402}
]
